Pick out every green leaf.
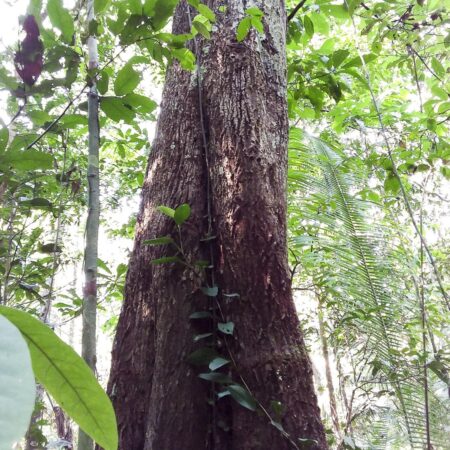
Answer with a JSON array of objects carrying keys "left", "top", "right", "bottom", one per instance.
[
  {"left": 0, "top": 127, "right": 8, "bottom": 152},
  {"left": 97, "top": 71, "right": 109, "bottom": 95},
  {"left": 332, "top": 49, "right": 350, "bottom": 68},
  {"left": 199, "top": 372, "right": 233, "bottom": 384},
  {"left": 0, "top": 149, "right": 53, "bottom": 171},
  {"left": 0, "top": 307, "right": 118, "bottom": 450},
  {"left": 20, "top": 197, "right": 53, "bottom": 209},
  {"left": 440, "top": 166, "right": 450, "bottom": 180},
  {"left": 236, "top": 17, "right": 251, "bottom": 42},
  {"left": 384, "top": 174, "right": 400, "bottom": 194},
  {"left": 150, "top": 256, "right": 182, "bottom": 265},
  {"left": 251, "top": 17, "right": 264, "bottom": 34},
  {"left": 143, "top": 236, "right": 174, "bottom": 246},
  {"left": 218, "top": 321, "right": 234, "bottom": 335},
  {"left": 174, "top": 203, "right": 191, "bottom": 225},
  {"left": 114, "top": 64, "right": 141, "bottom": 96},
  {"left": 0, "top": 315, "right": 35, "bottom": 449},
  {"left": 193, "top": 18, "right": 211, "bottom": 39},
  {"left": 123, "top": 93, "right": 157, "bottom": 114},
  {"left": 321, "top": 4, "right": 350, "bottom": 19},
  {"left": 431, "top": 57, "right": 445, "bottom": 78},
  {"left": 97, "top": 258, "right": 112, "bottom": 274},
  {"left": 172, "top": 48, "right": 196, "bottom": 71},
  {"left": 228, "top": 384, "right": 257, "bottom": 411},
  {"left": 303, "top": 15, "right": 314, "bottom": 37},
  {"left": 100, "top": 97, "right": 135, "bottom": 124},
  {"left": 47, "top": 0, "right": 74, "bottom": 42},
  {"left": 198, "top": 4, "right": 216, "bottom": 22},
  {"left": 209, "top": 357, "right": 230, "bottom": 371},
  {"left": 143, "top": 0, "right": 178, "bottom": 31},
  {"left": 94, "top": 0, "right": 110, "bottom": 13},
  {"left": 157, "top": 205, "right": 175, "bottom": 218},
  {"left": 245, "top": 6, "right": 263, "bottom": 17}
]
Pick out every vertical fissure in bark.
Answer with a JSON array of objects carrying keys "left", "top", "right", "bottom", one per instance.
[{"left": 107, "top": 1, "right": 327, "bottom": 449}]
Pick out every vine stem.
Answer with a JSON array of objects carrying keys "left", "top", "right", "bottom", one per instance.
[{"left": 185, "top": 3, "right": 300, "bottom": 449}]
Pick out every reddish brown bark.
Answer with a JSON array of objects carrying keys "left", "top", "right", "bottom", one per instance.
[{"left": 107, "top": 1, "right": 327, "bottom": 449}]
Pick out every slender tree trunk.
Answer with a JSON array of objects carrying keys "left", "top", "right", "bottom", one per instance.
[
  {"left": 79, "top": 0, "right": 100, "bottom": 448},
  {"left": 317, "top": 294, "right": 341, "bottom": 439},
  {"left": 107, "top": 1, "right": 326, "bottom": 449}
]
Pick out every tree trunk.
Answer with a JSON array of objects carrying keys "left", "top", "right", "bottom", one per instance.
[
  {"left": 79, "top": 0, "right": 100, "bottom": 448},
  {"left": 317, "top": 294, "right": 341, "bottom": 439},
  {"left": 107, "top": 1, "right": 327, "bottom": 449}
]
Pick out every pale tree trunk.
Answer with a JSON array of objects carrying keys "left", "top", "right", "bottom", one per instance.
[
  {"left": 107, "top": 1, "right": 327, "bottom": 449},
  {"left": 317, "top": 293, "right": 341, "bottom": 439},
  {"left": 79, "top": 0, "right": 100, "bottom": 448}
]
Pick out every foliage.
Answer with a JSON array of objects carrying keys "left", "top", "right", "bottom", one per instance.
[
  {"left": 0, "top": 307, "right": 118, "bottom": 450},
  {"left": 0, "top": 0, "right": 448, "bottom": 448}
]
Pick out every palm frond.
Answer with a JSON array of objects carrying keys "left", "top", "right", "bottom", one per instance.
[{"left": 288, "top": 129, "right": 450, "bottom": 449}]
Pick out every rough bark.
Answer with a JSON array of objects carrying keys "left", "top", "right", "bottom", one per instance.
[{"left": 107, "top": 1, "right": 327, "bottom": 449}]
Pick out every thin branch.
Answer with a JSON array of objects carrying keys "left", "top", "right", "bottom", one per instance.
[
  {"left": 287, "top": 0, "right": 308, "bottom": 22},
  {"left": 26, "top": 87, "right": 87, "bottom": 150}
]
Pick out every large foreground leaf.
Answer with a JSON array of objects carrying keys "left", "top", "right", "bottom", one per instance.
[
  {"left": 0, "top": 307, "right": 118, "bottom": 450},
  {"left": 0, "top": 315, "right": 35, "bottom": 449}
]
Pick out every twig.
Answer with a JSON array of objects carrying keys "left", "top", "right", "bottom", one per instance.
[{"left": 287, "top": 0, "right": 308, "bottom": 22}]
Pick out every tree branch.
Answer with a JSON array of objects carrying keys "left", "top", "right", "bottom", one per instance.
[{"left": 287, "top": 0, "right": 308, "bottom": 22}]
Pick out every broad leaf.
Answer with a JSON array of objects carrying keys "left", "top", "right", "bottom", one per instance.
[
  {"left": 143, "top": 0, "right": 179, "bottom": 31},
  {"left": 174, "top": 203, "right": 191, "bottom": 225},
  {"left": 94, "top": 0, "right": 110, "bottom": 13},
  {"left": 0, "top": 149, "right": 53, "bottom": 171},
  {"left": 114, "top": 64, "right": 141, "bottom": 96},
  {"left": 228, "top": 384, "right": 257, "bottom": 411},
  {"left": 0, "top": 307, "right": 118, "bottom": 450},
  {"left": 47, "top": 0, "right": 74, "bottom": 42},
  {"left": 209, "top": 357, "right": 230, "bottom": 371},
  {"left": 218, "top": 321, "right": 234, "bottom": 335},
  {"left": 143, "top": 236, "right": 174, "bottom": 246},
  {"left": 100, "top": 97, "right": 135, "bottom": 124},
  {"left": 150, "top": 256, "right": 182, "bottom": 265},
  {"left": 199, "top": 372, "right": 233, "bottom": 384},
  {"left": 236, "top": 17, "right": 251, "bottom": 42},
  {"left": 157, "top": 205, "right": 175, "bottom": 218},
  {"left": 0, "top": 315, "right": 35, "bottom": 449}
]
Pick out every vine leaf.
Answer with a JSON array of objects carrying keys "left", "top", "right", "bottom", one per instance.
[
  {"left": 157, "top": 205, "right": 175, "bottom": 218},
  {"left": 218, "top": 321, "right": 234, "bottom": 335},
  {"left": 174, "top": 203, "right": 191, "bottom": 225},
  {"left": 202, "top": 286, "right": 218, "bottom": 297},
  {"left": 209, "top": 357, "right": 230, "bottom": 371},
  {"left": 198, "top": 372, "right": 233, "bottom": 384},
  {"left": 228, "top": 384, "right": 257, "bottom": 411},
  {"left": 143, "top": 236, "right": 174, "bottom": 246}
]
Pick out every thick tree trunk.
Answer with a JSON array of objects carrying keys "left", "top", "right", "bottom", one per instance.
[{"left": 107, "top": 1, "right": 327, "bottom": 449}]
